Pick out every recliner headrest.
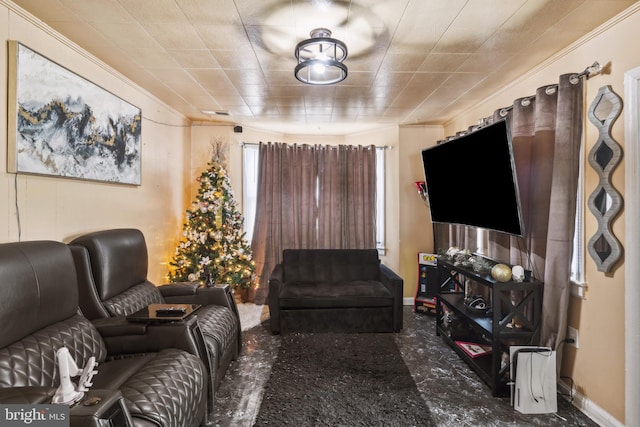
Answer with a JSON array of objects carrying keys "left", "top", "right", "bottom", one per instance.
[
  {"left": 69, "top": 228, "right": 149, "bottom": 301},
  {"left": 0, "top": 241, "right": 79, "bottom": 348}
]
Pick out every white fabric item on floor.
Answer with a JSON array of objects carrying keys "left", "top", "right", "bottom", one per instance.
[{"left": 237, "top": 303, "right": 264, "bottom": 331}]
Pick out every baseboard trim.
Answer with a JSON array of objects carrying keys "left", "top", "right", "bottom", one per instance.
[
  {"left": 558, "top": 380, "right": 623, "bottom": 427},
  {"left": 403, "top": 297, "right": 414, "bottom": 306}
]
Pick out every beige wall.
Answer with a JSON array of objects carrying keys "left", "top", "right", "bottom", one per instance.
[
  {"left": 0, "top": 2, "right": 191, "bottom": 283},
  {"left": 397, "top": 125, "right": 444, "bottom": 299},
  {"left": 442, "top": 6, "right": 640, "bottom": 424}
]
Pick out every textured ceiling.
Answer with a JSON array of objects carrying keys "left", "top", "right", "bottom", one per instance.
[{"left": 10, "top": 0, "right": 638, "bottom": 135}]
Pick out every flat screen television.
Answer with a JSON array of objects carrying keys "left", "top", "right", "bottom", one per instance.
[{"left": 421, "top": 119, "right": 524, "bottom": 236}]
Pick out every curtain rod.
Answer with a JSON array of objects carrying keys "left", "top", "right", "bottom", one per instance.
[
  {"left": 441, "top": 61, "right": 604, "bottom": 140},
  {"left": 570, "top": 61, "right": 603, "bottom": 84},
  {"left": 240, "top": 142, "right": 392, "bottom": 149}
]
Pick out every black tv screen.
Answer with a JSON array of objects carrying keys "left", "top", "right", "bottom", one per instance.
[{"left": 421, "top": 119, "right": 524, "bottom": 236}]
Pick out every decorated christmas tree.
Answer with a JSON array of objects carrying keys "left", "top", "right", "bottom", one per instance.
[{"left": 169, "top": 140, "right": 257, "bottom": 292}]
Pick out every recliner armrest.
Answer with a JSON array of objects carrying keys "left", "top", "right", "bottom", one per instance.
[
  {"left": 70, "top": 389, "right": 133, "bottom": 427},
  {"left": 158, "top": 281, "right": 199, "bottom": 297},
  {"left": 160, "top": 284, "right": 242, "bottom": 355},
  {"left": 94, "top": 316, "right": 206, "bottom": 359},
  {"left": 161, "top": 283, "right": 232, "bottom": 308},
  {"left": 92, "top": 316, "right": 147, "bottom": 337}
]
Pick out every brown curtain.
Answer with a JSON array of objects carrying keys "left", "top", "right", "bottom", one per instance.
[
  {"left": 539, "top": 75, "right": 584, "bottom": 350},
  {"left": 251, "top": 142, "right": 377, "bottom": 303},
  {"left": 489, "top": 74, "right": 583, "bottom": 353},
  {"left": 250, "top": 142, "right": 317, "bottom": 303},
  {"left": 437, "top": 73, "right": 584, "bottom": 355},
  {"left": 318, "top": 145, "right": 377, "bottom": 249}
]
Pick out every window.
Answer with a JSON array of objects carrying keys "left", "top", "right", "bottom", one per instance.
[
  {"left": 242, "top": 144, "right": 259, "bottom": 243},
  {"left": 570, "top": 142, "right": 587, "bottom": 298},
  {"left": 375, "top": 147, "right": 385, "bottom": 253},
  {"left": 242, "top": 144, "right": 386, "bottom": 252}
]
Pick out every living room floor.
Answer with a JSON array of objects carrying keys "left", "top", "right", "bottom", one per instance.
[{"left": 213, "top": 305, "right": 598, "bottom": 427}]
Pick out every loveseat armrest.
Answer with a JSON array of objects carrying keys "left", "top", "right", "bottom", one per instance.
[
  {"left": 380, "top": 263, "right": 404, "bottom": 332},
  {"left": 267, "top": 264, "right": 283, "bottom": 334},
  {"left": 0, "top": 387, "right": 56, "bottom": 404}
]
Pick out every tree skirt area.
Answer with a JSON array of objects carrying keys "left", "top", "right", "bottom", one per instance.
[{"left": 253, "top": 333, "right": 435, "bottom": 426}]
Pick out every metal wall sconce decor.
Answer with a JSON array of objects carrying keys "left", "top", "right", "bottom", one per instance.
[{"left": 587, "top": 85, "right": 623, "bottom": 272}]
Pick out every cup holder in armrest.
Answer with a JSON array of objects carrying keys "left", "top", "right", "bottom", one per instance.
[{"left": 70, "top": 390, "right": 133, "bottom": 427}]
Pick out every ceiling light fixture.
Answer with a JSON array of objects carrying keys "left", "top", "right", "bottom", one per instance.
[{"left": 294, "top": 28, "right": 348, "bottom": 85}]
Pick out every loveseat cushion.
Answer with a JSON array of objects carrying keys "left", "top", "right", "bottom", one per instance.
[{"left": 279, "top": 280, "right": 393, "bottom": 308}]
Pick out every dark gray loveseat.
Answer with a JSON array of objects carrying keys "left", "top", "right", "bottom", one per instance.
[{"left": 268, "top": 249, "right": 403, "bottom": 334}]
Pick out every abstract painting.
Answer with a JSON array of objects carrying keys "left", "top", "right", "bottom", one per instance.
[{"left": 7, "top": 41, "right": 142, "bottom": 185}]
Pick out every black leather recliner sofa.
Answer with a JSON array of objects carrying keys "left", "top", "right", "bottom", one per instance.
[
  {"left": 0, "top": 240, "right": 208, "bottom": 427},
  {"left": 68, "top": 228, "right": 242, "bottom": 410},
  {"left": 268, "top": 249, "right": 404, "bottom": 334}
]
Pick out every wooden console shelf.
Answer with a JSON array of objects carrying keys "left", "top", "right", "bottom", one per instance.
[{"left": 435, "top": 255, "right": 543, "bottom": 396}]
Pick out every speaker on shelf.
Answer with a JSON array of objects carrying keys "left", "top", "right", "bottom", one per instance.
[{"left": 233, "top": 125, "right": 243, "bottom": 133}]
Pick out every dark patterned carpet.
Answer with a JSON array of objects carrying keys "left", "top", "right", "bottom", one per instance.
[
  {"left": 213, "top": 307, "right": 600, "bottom": 426},
  {"left": 253, "top": 333, "right": 435, "bottom": 426}
]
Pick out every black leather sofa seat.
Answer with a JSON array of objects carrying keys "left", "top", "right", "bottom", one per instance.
[
  {"left": 268, "top": 249, "right": 403, "bottom": 334},
  {"left": 0, "top": 241, "right": 207, "bottom": 427}
]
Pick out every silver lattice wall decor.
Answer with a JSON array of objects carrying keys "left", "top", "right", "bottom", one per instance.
[{"left": 587, "top": 85, "right": 623, "bottom": 273}]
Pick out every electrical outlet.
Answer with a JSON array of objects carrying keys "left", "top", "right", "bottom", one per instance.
[{"left": 567, "top": 326, "right": 579, "bottom": 349}]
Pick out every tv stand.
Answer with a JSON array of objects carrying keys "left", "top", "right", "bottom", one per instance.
[{"left": 435, "top": 254, "right": 543, "bottom": 396}]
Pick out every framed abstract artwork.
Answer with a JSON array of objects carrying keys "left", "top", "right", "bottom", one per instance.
[{"left": 7, "top": 41, "right": 142, "bottom": 185}]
